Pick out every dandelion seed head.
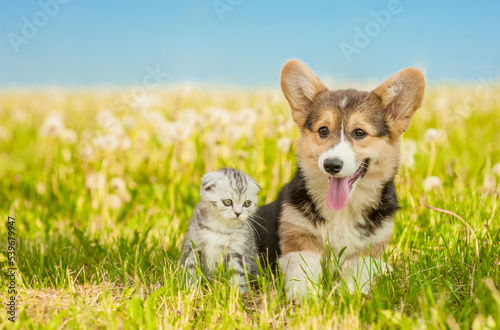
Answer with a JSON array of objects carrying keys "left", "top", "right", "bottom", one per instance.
[
  {"left": 94, "top": 134, "right": 119, "bottom": 152},
  {"left": 120, "top": 136, "right": 132, "bottom": 150},
  {"left": 423, "top": 176, "right": 443, "bottom": 191},
  {"left": 110, "top": 177, "right": 127, "bottom": 192},
  {"left": 40, "top": 114, "right": 65, "bottom": 137},
  {"left": 122, "top": 115, "right": 136, "bottom": 130},
  {"left": 11, "top": 109, "right": 27, "bottom": 123},
  {"left": 424, "top": 128, "right": 444, "bottom": 142},
  {"left": 36, "top": 182, "right": 46, "bottom": 195},
  {"left": 85, "top": 172, "right": 105, "bottom": 191},
  {"left": 109, "top": 194, "right": 122, "bottom": 210},
  {"left": 277, "top": 137, "right": 292, "bottom": 153},
  {"left": 492, "top": 163, "right": 500, "bottom": 176},
  {"left": 483, "top": 174, "right": 497, "bottom": 192},
  {"left": 132, "top": 94, "right": 161, "bottom": 112},
  {"left": 170, "top": 121, "right": 192, "bottom": 142},
  {"left": 400, "top": 139, "right": 417, "bottom": 168},
  {"left": 80, "top": 145, "right": 95, "bottom": 160},
  {"left": 60, "top": 129, "right": 78, "bottom": 144},
  {"left": 0, "top": 125, "right": 12, "bottom": 141},
  {"left": 62, "top": 148, "right": 72, "bottom": 162},
  {"left": 235, "top": 108, "right": 257, "bottom": 126}
]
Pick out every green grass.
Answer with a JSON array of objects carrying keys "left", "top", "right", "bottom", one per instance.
[{"left": 0, "top": 85, "right": 499, "bottom": 329}]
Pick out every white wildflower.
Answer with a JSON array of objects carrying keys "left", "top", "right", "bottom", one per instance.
[
  {"left": 215, "top": 145, "right": 231, "bottom": 160},
  {"left": 122, "top": 115, "right": 136, "bottom": 130},
  {"left": 235, "top": 108, "right": 257, "bottom": 126},
  {"left": 424, "top": 128, "right": 444, "bottom": 142},
  {"left": 206, "top": 107, "right": 231, "bottom": 127},
  {"left": 110, "top": 177, "right": 127, "bottom": 192},
  {"left": 96, "top": 109, "right": 123, "bottom": 135},
  {"left": 109, "top": 194, "right": 122, "bottom": 210},
  {"left": 0, "top": 125, "right": 12, "bottom": 141},
  {"left": 96, "top": 110, "right": 116, "bottom": 127},
  {"left": 79, "top": 145, "right": 95, "bottom": 160},
  {"left": 433, "top": 95, "right": 450, "bottom": 111},
  {"left": 136, "top": 129, "right": 151, "bottom": 145},
  {"left": 156, "top": 122, "right": 174, "bottom": 146},
  {"left": 178, "top": 108, "right": 203, "bottom": 130},
  {"left": 60, "top": 129, "right": 78, "bottom": 144},
  {"left": 62, "top": 148, "right": 71, "bottom": 162},
  {"left": 11, "top": 109, "right": 27, "bottom": 123},
  {"left": 132, "top": 94, "right": 161, "bottom": 112},
  {"left": 268, "top": 90, "right": 281, "bottom": 104},
  {"left": 170, "top": 121, "right": 192, "bottom": 142},
  {"left": 177, "top": 84, "right": 193, "bottom": 97},
  {"left": 120, "top": 136, "right": 132, "bottom": 150},
  {"left": 277, "top": 137, "right": 292, "bottom": 153},
  {"left": 110, "top": 180, "right": 132, "bottom": 202},
  {"left": 225, "top": 125, "right": 252, "bottom": 140},
  {"left": 85, "top": 172, "right": 105, "bottom": 191},
  {"left": 400, "top": 139, "right": 418, "bottom": 168},
  {"left": 492, "top": 163, "right": 500, "bottom": 176},
  {"left": 39, "top": 114, "right": 65, "bottom": 137},
  {"left": 93, "top": 134, "right": 119, "bottom": 152},
  {"left": 483, "top": 174, "right": 497, "bottom": 192},
  {"left": 423, "top": 176, "right": 442, "bottom": 191},
  {"left": 141, "top": 110, "right": 166, "bottom": 126},
  {"left": 36, "top": 182, "right": 46, "bottom": 195}
]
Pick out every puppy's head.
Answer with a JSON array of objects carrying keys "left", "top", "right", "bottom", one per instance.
[{"left": 281, "top": 59, "right": 424, "bottom": 211}]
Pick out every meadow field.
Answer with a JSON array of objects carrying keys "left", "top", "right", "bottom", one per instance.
[{"left": 0, "top": 83, "right": 499, "bottom": 329}]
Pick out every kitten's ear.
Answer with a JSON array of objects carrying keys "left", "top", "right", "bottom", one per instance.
[
  {"left": 250, "top": 178, "right": 261, "bottom": 192},
  {"left": 200, "top": 173, "right": 217, "bottom": 192},
  {"left": 281, "top": 59, "right": 326, "bottom": 127},
  {"left": 373, "top": 68, "right": 425, "bottom": 135}
]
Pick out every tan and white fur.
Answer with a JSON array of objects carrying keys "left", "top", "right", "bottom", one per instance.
[{"left": 255, "top": 60, "right": 425, "bottom": 301}]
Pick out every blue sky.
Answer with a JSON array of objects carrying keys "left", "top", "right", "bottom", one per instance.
[{"left": 1, "top": 0, "right": 499, "bottom": 87}]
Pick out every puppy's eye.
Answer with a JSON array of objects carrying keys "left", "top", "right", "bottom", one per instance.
[
  {"left": 354, "top": 129, "right": 366, "bottom": 138},
  {"left": 222, "top": 199, "right": 232, "bottom": 206},
  {"left": 243, "top": 200, "right": 252, "bottom": 207},
  {"left": 318, "top": 126, "right": 329, "bottom": 138}
]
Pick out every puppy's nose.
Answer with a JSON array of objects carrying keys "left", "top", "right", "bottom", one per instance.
[{"left": 324, "top": 158, "right": 343, "bottom": 174}]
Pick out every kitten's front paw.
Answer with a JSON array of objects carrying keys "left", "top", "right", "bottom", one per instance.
[{"left": 230, "top": 274, "right": 249, "bottom": 292}]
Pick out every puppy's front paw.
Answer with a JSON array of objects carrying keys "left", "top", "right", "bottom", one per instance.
[{"left": 285, "top": 278, "right": 316, "bottom": 303}]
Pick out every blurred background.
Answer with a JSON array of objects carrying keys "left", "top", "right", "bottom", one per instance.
[
  {"left": 1, "top": 2, "right": 500, "bottom": 327},
  {"left": 2, "top": 0, "right": 500, "bottom": 87}
]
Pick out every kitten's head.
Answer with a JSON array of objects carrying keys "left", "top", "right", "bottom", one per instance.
[{"left": 200, "top": 168, "right": 260, "bottom": 223}]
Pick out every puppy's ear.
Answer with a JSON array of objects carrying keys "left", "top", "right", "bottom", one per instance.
[
  {"left": 374, "top": 68, "right": 425, "bottom": 135},
  {"left": 200, "top": 173, "right": 218, "bottom": 192},
  {"left": 281, "top": 60, "right": 326, "bottom": 127}
]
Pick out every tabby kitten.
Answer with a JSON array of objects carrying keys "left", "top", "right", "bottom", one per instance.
[{"left": 180, "top": 168, "right": 260, "bottom": 290}]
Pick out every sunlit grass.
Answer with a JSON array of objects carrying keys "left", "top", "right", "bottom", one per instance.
[{"left": 0, "top": 84, "right": 499, "bottom": 328}]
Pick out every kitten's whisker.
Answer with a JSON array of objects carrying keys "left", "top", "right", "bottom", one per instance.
[
  {"left": 246, "top": 220, "right": 261, "bottom": 240},
  {"left": 248, "top": 214, "right": 270, "bottom": 234}
]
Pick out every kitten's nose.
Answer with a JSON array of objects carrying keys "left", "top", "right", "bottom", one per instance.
[{"left": 234, "top": 212, "right": 241, "bottom": 218}]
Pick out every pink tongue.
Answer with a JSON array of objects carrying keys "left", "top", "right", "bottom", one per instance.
[{"left": 326, "top": 177, "right": 350, "bottom": 211}]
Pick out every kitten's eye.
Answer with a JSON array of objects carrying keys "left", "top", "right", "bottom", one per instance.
[
  {"left": 353, "top": 128, "right": 366, "bottom": 139},
  {"left": 243, "top": 200, "right": 252, "bottom": 207},
  {"left": 222, "top": 199, "right": 232, "bottom": 206},
  {"left": 318, "top": 126, "right": 329, "bottom": 138}
]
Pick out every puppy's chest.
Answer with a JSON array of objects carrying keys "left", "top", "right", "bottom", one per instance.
[{"left": 320, "top": 210, "right": 369, "bottom": 255}]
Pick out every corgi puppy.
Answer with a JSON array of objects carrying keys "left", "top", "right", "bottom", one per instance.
[{"left": 255, "top": 60, "right": 425, "bottom": 300}]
